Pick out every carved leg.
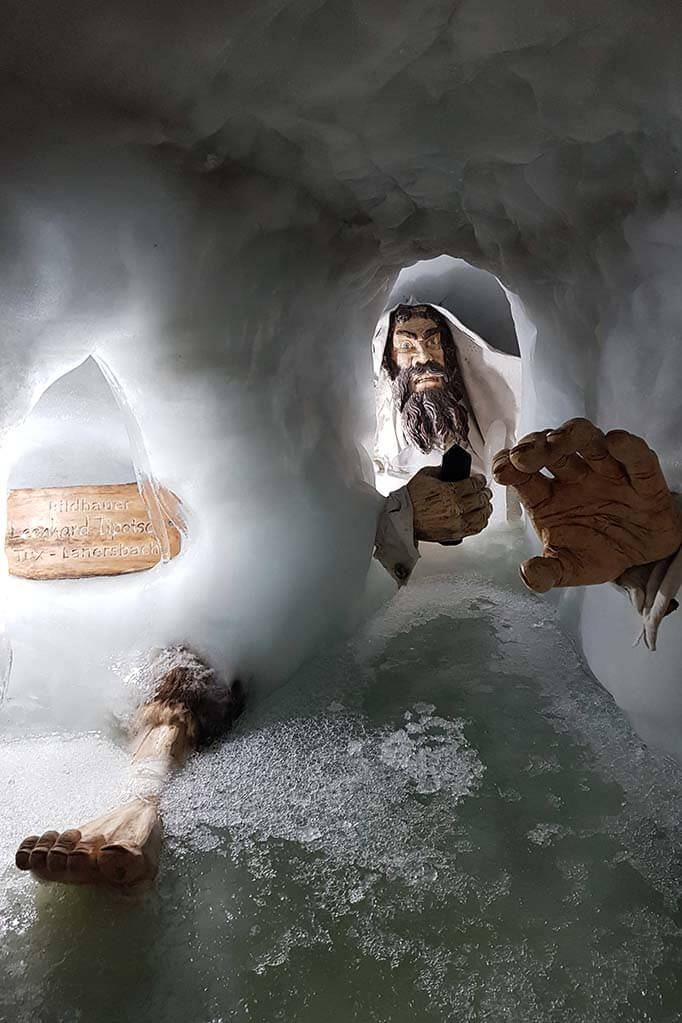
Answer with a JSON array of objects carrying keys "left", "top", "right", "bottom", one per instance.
[{"left": 15, "top": 648, "right": 244, "bottom": 891}]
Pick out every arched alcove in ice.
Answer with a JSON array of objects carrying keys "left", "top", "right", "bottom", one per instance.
[
  {"left": 4, "top": 358, "right": 184, "bottom": 727},
  {"left": 369, "top": 248, "right": 682, "bottom": 758},
  {"left": 370, "top": 256, "right": 522, "bottom": 530},
  {"left": 387, "top": 255, "right": 520, "bottom": 358},
  {"left": 9, "top": 357, "right": 135, "bottom": 490}
]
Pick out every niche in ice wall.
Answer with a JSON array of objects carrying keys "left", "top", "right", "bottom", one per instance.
[
  {"left": 7, "top": 356, "right": 181, "bottom": 582},
  {"left": 9, "top": 357, "right": 135, "bottom": 490},
  {"left": 386, "top": 256, "right": 520, "bottom": 358},
  {"left": 5, "top": 359, "right": 182, "bottom": 728},
  {"left": 372, "top": 255, "right": 522, "bottom": 524}
]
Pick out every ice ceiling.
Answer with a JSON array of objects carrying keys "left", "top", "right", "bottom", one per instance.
[{"left": 2, "top": 0, "right": 682, "bottom": 743}]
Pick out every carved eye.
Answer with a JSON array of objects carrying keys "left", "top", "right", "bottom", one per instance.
[
  {"left": 426, "top": 335, "right": 440, "bottom": 346},
  {"left": 396, "top": 341, "right": 414, "bottom": 351}
]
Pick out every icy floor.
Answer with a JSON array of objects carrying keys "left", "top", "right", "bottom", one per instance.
[{"left": 3, "top": 530, "right": 682, "bottom": 1022}]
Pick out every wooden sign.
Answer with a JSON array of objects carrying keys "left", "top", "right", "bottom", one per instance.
[{"left": 5, "top": 484, "right": 182, "bottom": 580}]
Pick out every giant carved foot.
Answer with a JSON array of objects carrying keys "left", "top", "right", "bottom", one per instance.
[{"left": 15, "top": 797, "right": 162, "bottom": 891}]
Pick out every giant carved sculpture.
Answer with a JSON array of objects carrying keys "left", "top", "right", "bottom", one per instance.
[
  {"left": 493, "top": 418, "right": 682, "bottom": 591},
  {"left": 494, "top": 417, "right": 682, "bottom": 649}
]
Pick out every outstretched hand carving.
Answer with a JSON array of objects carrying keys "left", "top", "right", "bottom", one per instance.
[{"left": 492, "top": 418, "right": 682, "bottom": 592}]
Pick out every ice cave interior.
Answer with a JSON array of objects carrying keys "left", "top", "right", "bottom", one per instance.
[{"left": 4, "top": 1, "right": 682, "bottom": 1020}]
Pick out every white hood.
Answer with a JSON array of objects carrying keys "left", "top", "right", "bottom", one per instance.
[{"left": 372, "top": 302, "right": 522, "bottom": 475}]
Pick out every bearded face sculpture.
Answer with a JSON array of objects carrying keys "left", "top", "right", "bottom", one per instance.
[{"left": 384, "top": 304, "right": 469, "bottom": 454}]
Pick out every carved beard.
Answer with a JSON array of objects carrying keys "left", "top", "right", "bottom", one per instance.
[{"left": 392, "top": 362, "right": 469, "bottom": 454}]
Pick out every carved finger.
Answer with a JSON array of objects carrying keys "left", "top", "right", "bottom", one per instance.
[
  {"left": 512, "top": 431, "right": 588, "bottom": 482},
  {"left": 643, "top": 553, "right": 682, "bottom": 650},
  {"left": 508, "top": 430, "right": 552, "bottom": 473},
  {"left": 462, "top": 510, "right": 489, "bottom": 535},
  {"left": 451, "top": 474, "right": 487, "bottom": 497},
  {"left": 605, "top": 431, "right": 666, "bottom": 496},
  {"left": 510, "top": 425, "right": 589, "bottom": 480},
  {"left": 617, "top": 570, "right": 647, "bottom": 615},
  {"left": 492, "top": 449, "right": 553, "bottom": 508},
  {"left": 492, "top": 449, "right": 526, "bottom": 485},
  {"left": 15, "top": 835, "right": 39, "bottom": 870},
  {"left": 513, "top": 423, "right": 603, "bottom": 482},
  {"left": 458, "top": 488, "right": 492, "bottom": 514},
  {"left": 519, "top": 555, "right": 564, "bottom": 593},
  {"left": 643, "top": 557, "right": 670, "bottom": 617},
  {"left": 547, "top": 418, "right": 624, "bottom": 479},
  {"left": 543, "top": 522, "right": 630, "bottom": 578},
  {"left": 545, "top": 453, "right": 589, "bottom": 483}
]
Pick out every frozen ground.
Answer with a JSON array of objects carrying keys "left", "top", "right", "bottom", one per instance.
[{"left": 3, "top": 530, "right": 682, "bottom": 1023}]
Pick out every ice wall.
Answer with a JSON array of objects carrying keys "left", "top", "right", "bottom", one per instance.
[
  {"left": 1, "top": 0, "right": 682, "bottom": 747},
  {"left": 0, "top": 138, "right": 395, "bottom": 714},
  {"left": 503, "top": 213, "right": 682, "bottom": 756}
]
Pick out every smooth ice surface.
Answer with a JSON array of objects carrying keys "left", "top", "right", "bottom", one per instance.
[{"left": 4, "top": 534, "right": 682, "bottom": 1022}]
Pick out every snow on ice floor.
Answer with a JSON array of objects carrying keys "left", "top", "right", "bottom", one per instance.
[{"left": 3, "top": 528, "right": 682, "bottom": 1022}]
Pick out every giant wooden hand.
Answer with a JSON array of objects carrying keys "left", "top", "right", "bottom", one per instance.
[{"left": 492, "top": 418, "right": 682, "bottom": 592}]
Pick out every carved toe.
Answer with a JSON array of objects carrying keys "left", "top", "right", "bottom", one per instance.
[
  {"left": 28, "top": 831, "right": 60, "bottom": 871},
  {"left": 15, "top": 835, "right": 39, "bottom": 870},
  {"left": 46, "top": 829, "right": 82, "bottom": 874},
  {"left": 67, "top": 844, "right": 98, "bottom": 881}
]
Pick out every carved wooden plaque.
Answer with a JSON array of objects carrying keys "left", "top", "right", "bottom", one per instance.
[{"left": 6, "top": 484, "right": 182, "bottom": 580}]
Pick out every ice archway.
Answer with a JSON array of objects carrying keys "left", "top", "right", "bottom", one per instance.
[{"left": 1, "top": 2, "right": 682, "bottom": 739}]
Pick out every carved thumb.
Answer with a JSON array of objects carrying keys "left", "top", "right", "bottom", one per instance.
[{"left": 519, "top": 555, "right": 563, "bottom": 593}]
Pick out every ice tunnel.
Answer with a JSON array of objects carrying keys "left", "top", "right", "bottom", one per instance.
[{"left": 4, "top": 1, "right": 682, "bottom": 1020}]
